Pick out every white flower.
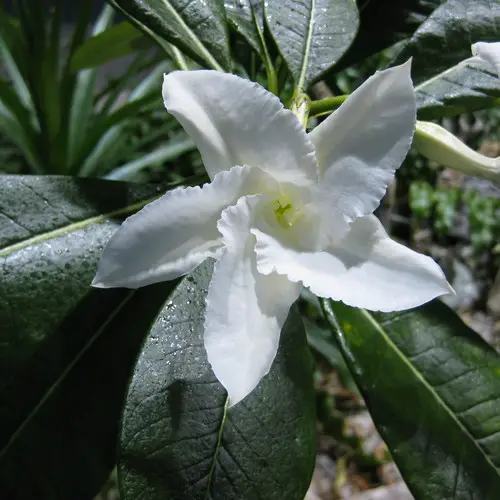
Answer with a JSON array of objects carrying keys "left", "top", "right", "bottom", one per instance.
[
  {"left": 471, "top": 41, "right": 500, "bottom": 78},
  {"left": 92, "top": 62, "right": 452, "bottom": 406}
]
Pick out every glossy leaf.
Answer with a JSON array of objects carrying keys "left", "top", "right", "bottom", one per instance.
[
  {"left": 322, "top": 299, "right": 500, "bottom": 499},
  {"left": 337, "top": 0, "right": 444, "bottom": 70},
  {"left": 70, "top": 21, "right": 153, "bottom": 71},
  {"left": 119, "top": 261, "right": 316, "bottom": 500},
  {"left": 0, "top": 175, "right": 179, "bottom": 498},
  {"left": 113, "top": 0, "right": 230, "bottom": 71},
  {"left": 391, "top": 0, "right": 500, "bottom": 85},
  {"left": 387, "top": 0, "right": 500, "bottom": 118},
  {"left": 265, "top": 0, "right": 359, "bottom": 89},
  {"left": 224, "top": 0, "right": 263, "bottom": 53},
  {"left": 416, "top": 56, "right": 500, "bottom": 119},
  {"left": 304, "top": 317, "right": 358, "bottom": 395}
]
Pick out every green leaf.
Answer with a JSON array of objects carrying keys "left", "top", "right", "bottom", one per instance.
[
  {"left": 391, "top": 0, "right": 500, "bottom": 84},
  {"left": 322, "top": 299, "right": 500, "bottom": 499},
  {"left": 409, "top": 180, "right": 434, "bottom": 219},
  {"left": 337, "top": 0, "right": 444, "bottom": 70},
  {"left": 265, "top": 0, "right": 359, "bottom": 90},
  {"left": 113, "top": 0, "right": 230, "bottom": 71},
  {"left": 304, "top": 317, "right": 359, "bottom": 395},
  {"left": 77, "top": 61, "right": 169, "bottom": 177},
  {"left": 66, "top": 5, "right": 116, "bottom": 170},
  {"left": 0, "top": 78, "right": 41, "bottom": 173},
  {"left": 0, "top": 175, "right": 179, "bottom": 498},
  {"left": 105, "top": 137, "right": 195, "bottom": 181},
  {"left": 119, "top": 260, "right": 316, "bottom": 500},
  {"left": 387, "top": 0, "right": 500, "bottom": 118},
  {"left": 0, "top": 15, "right": 32, "bottom": 110},
  {"left": 224, "top": 0, "right": 263, "bottom": 53},
  {"left": 415, "top": 58, "right": 500, "bottom": 119},
  {"left": 70, "top": 21, "right": 153, "bottom": 71}
]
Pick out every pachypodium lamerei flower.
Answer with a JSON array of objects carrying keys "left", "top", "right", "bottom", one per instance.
[{"left": 92, "top": 62, "right": 452, "bottom": 406}]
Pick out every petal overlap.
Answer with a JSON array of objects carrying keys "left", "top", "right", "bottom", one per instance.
[
  {"left": 93, "top": 165, "right": 270, "bottom": 288},
  {"left": 308, "top": 61, "right": 416, "bottom": 241},
  {"left": 93, "top": 64, "right": 453, "bottom": 407},
  {"left": 253, "top": 215, "right": 452, "bottom": 312},
  {"left": 204, "top": 196, "right": 302, "bottom": 406}
]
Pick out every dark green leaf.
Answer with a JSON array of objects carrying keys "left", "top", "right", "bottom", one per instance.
[
  {"left": 113, "top": 0, "right": 231, "bottom": 71},
  {"left": 387, "top": 0, "right": 500, "bottom": 117},
  {"left": 391, "top": 0, "right": 500, "bottom": 85},
  {"left": 0, "top": 175, "right": 178, "bottom": 498},
  {"left": 66, "top": 5, "right": 116, "bottom": 171},
  {"left": 0, "top": 78, "right": 40, "bottom": 172},
  {"left": 416, "top": 58, "right": 500, "bottom": 119},
  {"left": 304, "top": 317, "right": 359, "bottom": 395},
  {"left": 70, "top": 21, "right": 153, "bottom": 71},
  {"left": 119, "top": 261, "right": 316, "bottom": 500},
  {"left": 265, "top": 0, "right": 359, "bottom": 89},
  {"left": 337, "top": 0, "right": 444, "bottom": 70},
  {"left": 0, "top": 15, "right": 31, "bottom": 107},
  {"left": 322, "top": 299, "right": 500, "bottom": 499},
  {"left": 224, "top": 0, "right": 263, "bottom": 53}
]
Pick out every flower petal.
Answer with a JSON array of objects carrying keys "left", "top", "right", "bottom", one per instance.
[
  {"left": 92, "top": 165, "right": 269, "bottom": 288},
  {"left": 472, "top": 42, "right": 500, "bottom": 78},
  {"left": 252, "top": 215, "right": 452, "bottom": 312},
  {"left": 308, "top": 61, "right": 416, "bottom": 237},
  {"left": 163, "top": 70, "right": 317, "bottom": 186},
  {"left": 204, "top": 195, "right": 301, "bottom": 406}
]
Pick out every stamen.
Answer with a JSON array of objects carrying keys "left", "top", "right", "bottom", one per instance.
[{"left": 273, "top": 200, "right": 294, "bottom": 228}]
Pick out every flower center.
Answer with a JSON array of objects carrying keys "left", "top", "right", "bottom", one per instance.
[{"left": 271, "top": 195, "right": 300, "bottom": 229}]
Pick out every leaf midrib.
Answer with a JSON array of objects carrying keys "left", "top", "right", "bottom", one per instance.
[
  {"left": 360, "top": 308, "right": 499, "bottom": 475},
  {"left": 204, "top": 397, "right": 229, "bottom": 499},
  {"left": 297, "top": 0, "right": 316, "bottom": 91},
  {"left": 0, "top": 290, "right": 136, "bottom": 460},
  {"left": 158, "top": 0, "right": 224, "bottom": 71},
  {"left": 415, "top": 57, "right": 477, "bottom": 93},
  {"left": 0, "top": 195, "right": 159, "bottom": 259}
]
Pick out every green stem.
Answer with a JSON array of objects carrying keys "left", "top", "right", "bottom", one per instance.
[
  {"left": 309, "top": 95, "right": 348, "bottom": 117},
  {"left": 253, "top": 10, "right": 278, "bottom": 95},
  {"left": 290, "top": 92, "right": 311, "bottom": 128},
  {"left": 164, "top": 43, "right": 190, "bottom": 71}
]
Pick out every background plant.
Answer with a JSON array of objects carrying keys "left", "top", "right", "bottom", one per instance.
[{"left": 0, "top": 0, "right": 196, "bottom": 179}]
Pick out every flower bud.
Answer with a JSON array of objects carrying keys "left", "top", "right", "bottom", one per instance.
[{"left": 414, "top": 121, "right": 500, "bottom": 185}]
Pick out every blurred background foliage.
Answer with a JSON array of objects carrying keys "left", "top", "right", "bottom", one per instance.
[{"left": 1, "top": 0, "right": 500, "bottom": 499}]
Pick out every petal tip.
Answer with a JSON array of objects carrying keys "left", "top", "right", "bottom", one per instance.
[
  {"left": 445, "top": 281, "right": 456, "bottom": 297},
  {"left": 226, "top": 393, "right": 243, "bottom": 408},
  {"left": 402, "top": 57, "right": 413, "bottom": 69}
]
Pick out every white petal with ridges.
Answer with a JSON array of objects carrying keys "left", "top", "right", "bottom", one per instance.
[
  {"left": 308, "top": 61, "right": 416, "bottom": 240},
  {"left": 92, "top": 165, "right": 271, "bottom": 289},
  {"left": 252, "top": 215, "right": 452, "bottom": 312},
  {"left": 204, "top": 196, "right": 302, "bottom": 407},
  {"left": 163, "top": 70, "right": 317, "bottom": 186}
]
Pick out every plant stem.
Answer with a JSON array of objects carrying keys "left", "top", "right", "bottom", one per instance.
[
  {"left": 309, "top": 95, "right": 348, "bottom": 117},
  {"left": 253, "top": 10, "right": 278, "bottom": 95},
  {"left": 290, "top": 93, "right": 311, "bottom": 128}
]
